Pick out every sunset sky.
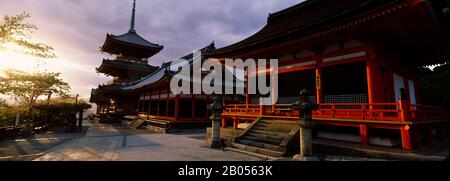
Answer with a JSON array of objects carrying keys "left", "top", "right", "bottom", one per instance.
[{"left": 0, "top": 0, "right": 301, "bottom": 101}]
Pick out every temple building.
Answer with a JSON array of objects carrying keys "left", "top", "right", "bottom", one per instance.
[
  {"left": 204, "top": 0, "right": 448, "bottom": 154},
  {"left": 89, "top": 0, "right": 448, "bottom": 154},
  {"left": 118, "top": 42, "right": 244, "bottom": 130},
  {"left": 90, "top": 0, "right": 163, "bottom": 117}
]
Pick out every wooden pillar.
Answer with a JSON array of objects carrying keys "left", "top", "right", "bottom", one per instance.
[
  {"left": 137, "top": 99, "right": 141, "bottom": 113},
  {"left": 157, "top": 91, "right": 161, "bottom": 116},
  {"left": 366, "top": 60, "right": 375, "bottom": 108},
  {"left": 245, "top": 68, "right": 249, "bottom": 113},
  {"left": 271, "top": 70, "right": 276, "bottom": 111},
  {"left": 192, "top": 95, "right": 196, "bottom": 120},
  {"left": 148, "top": 93, "right": 152, "bottom": 119},
  {"left": 259, "top": 104, "right": 265, "bottom": 116},
  {"left": 401, "top": 125, "right": 412, "bottom": 150},
  {"left": 175, "top": 95, "right": 180, "bottom": 120},
  {"left": 360, "top": 124, "right": 369, "bottom": 145},
  {"left": 165, "top": 91, "right": 169, "bottom": 117},
  {"left": 222, "top": 117, "right": 226, "bottom": 128},
  {"left": 233, "top": 117, "right": 239, "bottom": 129},
  {"left": 399, "top": 91, "right": 410, "bottom": 122},
  {"left": 315, "top": 68, "right": 323, "bottom": 104}
]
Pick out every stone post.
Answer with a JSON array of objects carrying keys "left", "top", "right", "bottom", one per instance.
[
  {"left": 293, "top": 89, "right": 319, "bottom": 161},
  {"left": 207, "top": 96, "right": 223, "bottom": 148},
  {"left": 14, "top": 115, "right": 20, "bottom": 128},
  {"left": 78, "top": 108, "right": 84, "bottom": 132}
]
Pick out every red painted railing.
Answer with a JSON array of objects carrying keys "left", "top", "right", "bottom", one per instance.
[
  {"left": 314, "top": 103, "right": 401, "bottom": 121},
  {"left": 223, "top": 102, "right": 448, "bottom": 122},
  {"left": 409, "top": 104, "right": 448, "bottom": 121}
]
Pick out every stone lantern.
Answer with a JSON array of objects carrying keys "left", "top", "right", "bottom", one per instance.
[
  {"left": 292, "top": 89, "right": 319, "bottom": 161},
  {"left": 207, "top": 96, "right": 223, "bottom": 148}
]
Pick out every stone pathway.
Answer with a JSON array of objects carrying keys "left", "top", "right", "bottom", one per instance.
[
  {"left": 35, "top": 121, "right": 263, "bottom": 161},
  {"left": 0, "top": 126, "right": 88, "bottom": 161}
]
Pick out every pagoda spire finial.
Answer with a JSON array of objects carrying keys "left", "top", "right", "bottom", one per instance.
[{"left": 129, "top": 0, "right": 137, "bottom": 33}]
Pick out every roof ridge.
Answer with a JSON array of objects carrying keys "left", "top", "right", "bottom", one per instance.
[{"left": 268, "top": 0, "right": 320, "bottom": 21}]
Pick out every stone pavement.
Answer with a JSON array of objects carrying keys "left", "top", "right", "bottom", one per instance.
[
  {"left": 0, "top": 125, "right": 89, "bottom": 161},
  {"left": 0, "top": 137, "right": 75, "bottom": 161},
  {"left": 35, "top": 121, "right": 263, "bottom": 161}
]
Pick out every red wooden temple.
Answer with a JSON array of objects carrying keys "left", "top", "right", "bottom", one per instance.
[
  {"left": 204, "top": 0, "right": 449, "bottom": 150},
  {"left": 90, "top": 0, "right": 448, "bottom": 151},
  {"left": 119, "top": 42, "right": 244, "bottom": 128}
]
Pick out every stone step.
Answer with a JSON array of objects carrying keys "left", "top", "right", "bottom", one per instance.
[
  {"left": 246, "top": 132, "right": 287, "bottom": 141},
  {"left": 259, "top": 119, "right": 297, "bottom": 125},
  {"left": 255, "top": 122, "right": 296, "bottom": 130},
  {"left": 248, "top": 129, "right": 289, "bottom": 138},
  {"left": 252, "top": 125, "right": 294, "bottom": 133},
  {"left": 231, "top": 143, "right": 284, "bottom": 157},
  {"left": 236, "top": 139, "right": 284, "bottom": 152},
  {"left": 241, "top": 135, "right": 284, "bottom": 145}
]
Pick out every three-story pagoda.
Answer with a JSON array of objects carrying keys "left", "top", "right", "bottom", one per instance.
[{"left": 90, "top": 0, "right": 163, "bottom": 117}]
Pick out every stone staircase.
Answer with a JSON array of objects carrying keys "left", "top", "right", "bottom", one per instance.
[{"left": 232, "top": 117, "right": 299, "bottom": 157}]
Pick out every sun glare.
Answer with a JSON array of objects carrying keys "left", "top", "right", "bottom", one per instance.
[{"left": 0, "top": 48, "right": 42, "bottom": 73}]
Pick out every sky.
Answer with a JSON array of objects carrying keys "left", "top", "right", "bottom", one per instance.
[{"left": 0, "top": 0, "right": 301, "bottom": 102}]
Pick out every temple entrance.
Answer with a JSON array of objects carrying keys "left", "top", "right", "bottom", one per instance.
[
  {"left": 322, "top": 62, "right": 368, "bottom": 104},
  {"left": 194, "top": 100, "right": 208, "bottom": 118},
  {"left": 277, "top": 69, "right": 316, "bottom": 104},
  {"left": 142, "top": 100, "right": 149, "bottom": 114},
  {"left": 180, "top": 99, "right": 193, "bottom": 118},
  {"left": 149, "top": 101, "right": 158, "bottom": 115}
]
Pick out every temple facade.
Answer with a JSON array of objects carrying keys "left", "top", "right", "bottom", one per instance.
[
  {"left": 117, "top": 42, "right": 244, "bottom": 129},
  {"left": 89, "top": 0, "right": 448, "bottom": 152},
  {"left": 204, "top": 0, "right": 448, "bottom": 151}
]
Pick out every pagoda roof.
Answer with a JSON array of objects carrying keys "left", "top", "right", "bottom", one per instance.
[
  {"left": 89, "top": 88, "right": 109, "bottom": 104},
  {"left": 101, "top": 31, "right": 164, "bottom": 58},
  {"left": 100, "top": 0, "right": 163, "bottom": 58},
  {"left": 121, "top": 42, "right": 245, "bottom": 92},
  {"left": 120, "top": 43, "right": 216, "bottom": 91},
  {"left": 96, "top": 59, "right": 158, "bottom": 76}
]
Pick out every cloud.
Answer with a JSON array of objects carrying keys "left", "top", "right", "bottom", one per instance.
[{"left": 0, "top": 0, "right": 301, "bottom": 98}]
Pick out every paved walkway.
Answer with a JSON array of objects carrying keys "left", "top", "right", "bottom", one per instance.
[
  {"left": 35, "top": 121, "right": 263, "bottom": 161},
  {"left": 0, "top": 126, "right": 88, "bottom": 161}
]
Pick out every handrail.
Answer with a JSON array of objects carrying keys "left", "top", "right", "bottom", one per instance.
[{"left": 223, "top": 102, "right": 448, "bottom": 122}]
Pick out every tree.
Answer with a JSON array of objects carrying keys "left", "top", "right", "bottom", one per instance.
[
  {"left": 0, "top": 12, "right": 56, "bottom": 58},
  {"left": 0, "top": 69, "right": 70, "bottom": 134},
  {"left": 0, "top": 98, "right": 7, "bottom": 108},
  {"left": 417, "top": 63, "right": 449, "bottom": 108}
]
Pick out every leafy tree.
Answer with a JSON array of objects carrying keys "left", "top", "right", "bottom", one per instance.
[
  {"left": 0, "top": 98, "right": 7, "bottom": 108},
  {"left": 0, "top": 69, "right": 70, "bottom": 134},
  {"left": 0, "top": 12, "right": 55, "bottom": 58},
  {"left": 417, "top": 63, "right": 449, "bottom": 108}
]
